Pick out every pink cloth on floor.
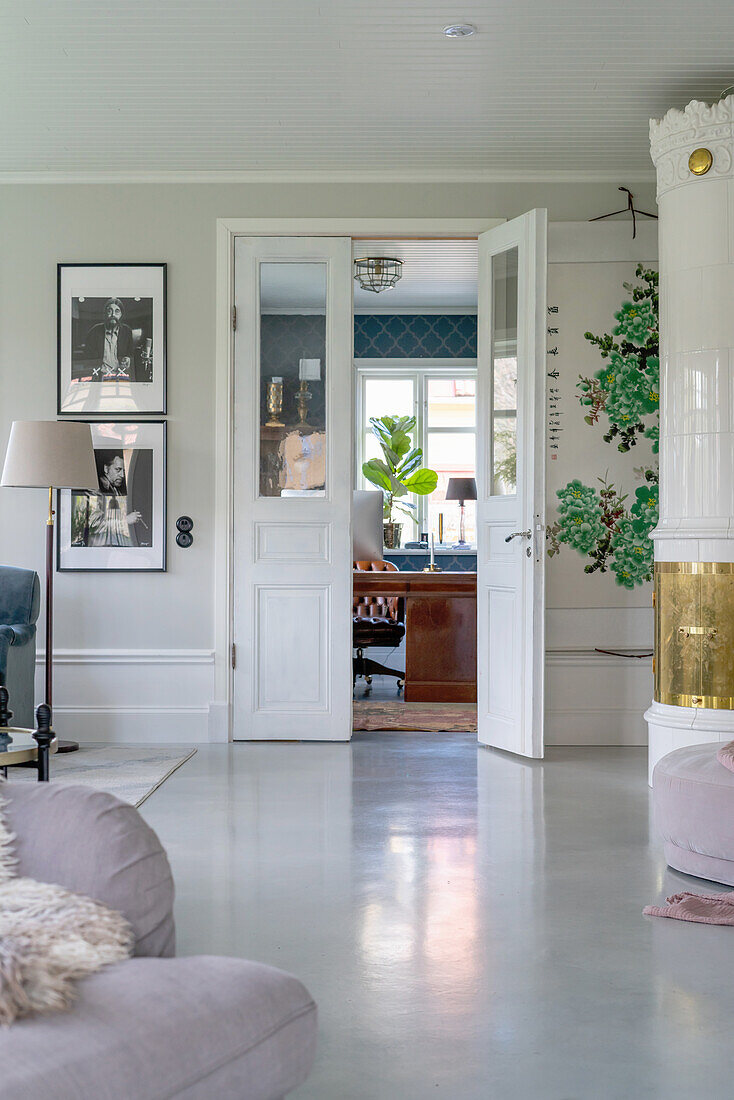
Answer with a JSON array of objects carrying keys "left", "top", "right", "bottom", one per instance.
[
  {"left": 716, "top": 742, "right": 734, "bottom": 773},
  {"left": 644, "top": 890, "right": 734, "bottom": 924}
]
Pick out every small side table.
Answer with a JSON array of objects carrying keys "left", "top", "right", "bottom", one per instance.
[{"left": 0, "top": 728, "right": 58, "bottom": 781}]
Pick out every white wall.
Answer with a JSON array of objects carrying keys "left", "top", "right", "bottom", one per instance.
[{"left": 0, "top": 182, "right": 657, "bottom": 742}]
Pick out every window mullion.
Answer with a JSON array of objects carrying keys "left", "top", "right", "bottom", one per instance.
[{"left": 418, "top": 373, "right": 428, "bottom": 537}]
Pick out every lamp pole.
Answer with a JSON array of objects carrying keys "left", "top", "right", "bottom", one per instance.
[{"left": 46, "top": 486, "right": 54, "bottom": 715}]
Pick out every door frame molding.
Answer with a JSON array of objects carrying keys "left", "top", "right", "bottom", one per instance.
[{"left": 215, "top": 217, "right": 503, "bottom": 741}]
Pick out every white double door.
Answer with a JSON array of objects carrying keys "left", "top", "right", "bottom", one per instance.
[
  {"left": 232, "top": 236, "right": 353, "bottom": 740},
  {"left": 233, "top": 216, "right": 547, "bottom": 754}
]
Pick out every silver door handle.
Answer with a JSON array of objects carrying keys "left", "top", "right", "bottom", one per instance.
[{"left": 504, "top": 530, "right": 532, "bottom": 543}]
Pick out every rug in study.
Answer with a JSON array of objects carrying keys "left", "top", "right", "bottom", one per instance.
[{"left": 353, "top": 701, "right": 477, "bottom": 733}]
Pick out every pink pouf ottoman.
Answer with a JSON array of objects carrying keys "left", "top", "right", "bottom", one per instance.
[{"left": 653, "top": 743, "right": 734, "bottom": 886}]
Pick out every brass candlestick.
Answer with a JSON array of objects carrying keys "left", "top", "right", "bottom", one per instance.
[
  {"left": 266, "top": 378, "right": 284, "bottom": 427},
  {"left": 295, "top": 379, "right": 312, "bottom": 426},
  {"left": 422, "top": 535, "right": 442, "bottom": 573}
]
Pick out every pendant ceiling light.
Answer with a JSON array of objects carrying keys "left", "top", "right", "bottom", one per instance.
[{"left": 353, "top": 257, "right": 403, "bottom": 294}]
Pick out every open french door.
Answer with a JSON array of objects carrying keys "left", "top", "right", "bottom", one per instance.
[
  {"left": 232, "top": 236, "right": 353, "bottom": 740},
  {"left": 476, "top": 211, "right": 547, "bottom": 757}
]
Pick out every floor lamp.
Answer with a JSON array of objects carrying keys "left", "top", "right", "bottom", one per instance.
[{"left": 1, "top": 421, "right": 98, "bottom": 751}]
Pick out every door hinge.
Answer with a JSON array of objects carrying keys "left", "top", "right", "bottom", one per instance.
[
  {"left": 231, "top": 643, "right": 236, "bottom": 670},
  {"left": 232, "top": 305, "right": 237, "bottom": 331}
]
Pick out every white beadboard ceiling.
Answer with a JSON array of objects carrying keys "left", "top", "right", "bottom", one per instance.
[
  {"left": 353, "top": 240, "right": 477, "bottom": 311},
  {"left": 259, "top": 241, "right": 479, "bottom": 311},
  {"left": 2, "top": 0, "right": 734, "bottom": 177}
]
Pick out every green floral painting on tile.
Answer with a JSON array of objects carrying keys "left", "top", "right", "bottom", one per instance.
[{"left": 547, "top": 266, "right": 659, "bottom": 588}]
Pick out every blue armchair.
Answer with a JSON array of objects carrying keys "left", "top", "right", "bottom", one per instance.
[{"left": 0, "top": 566, "right": 40, "bottom": 729}]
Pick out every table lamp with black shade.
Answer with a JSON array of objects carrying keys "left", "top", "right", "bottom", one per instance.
[
  {"left": 445, "top": 477, "right": 477, "bottom": 548},
  {"left": 1, "top": 421, "right": 98, "bottom": 751}
]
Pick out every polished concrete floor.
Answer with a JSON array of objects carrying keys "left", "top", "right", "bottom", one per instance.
[{"left": 141, "top": 734, "right": 734, "bottom": 1099}]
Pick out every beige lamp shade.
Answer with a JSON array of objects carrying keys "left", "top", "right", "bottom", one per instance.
[{"left": 1, "top": 421, "right": 98, "bottom": 490}]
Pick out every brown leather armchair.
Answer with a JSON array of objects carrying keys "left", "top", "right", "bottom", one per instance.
[{"left": 353, "top": 560, "right": 405, "bottom": 692}]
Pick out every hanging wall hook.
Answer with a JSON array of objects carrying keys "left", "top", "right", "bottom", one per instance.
[{"left": 589, "top": 187, "right": 658, "bottom": 239}]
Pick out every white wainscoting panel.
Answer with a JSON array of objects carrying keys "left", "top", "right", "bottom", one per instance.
[
  {"left": 255, "top": 522, "right": 331, "bottom": 564},
  {"left": 256, "top": 586, "right": 329, "bottom": 712},
  {"left": 545, "top": 649, "right": 652, "bottom": 746},
  {"left": 35, "top": 649, "right": 218, "bottom": 743},
  {"left": 487, "top": 587, "right": 516, "bottom": 719},
  {"left": 484, "top": 524, "right": 514, "bottom": 564}
]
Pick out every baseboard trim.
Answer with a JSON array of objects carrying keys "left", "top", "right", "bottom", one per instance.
[
  {"left": 51, "top": 705, "right": 211, "bottom": 744},
  {"left": 545, "top": 707, "right": 648, "bottom": 746}
]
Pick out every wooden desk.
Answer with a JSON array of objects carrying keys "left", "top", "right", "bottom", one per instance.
[{"left": 353, "top": 571, "right": 477, "bottom": 702}]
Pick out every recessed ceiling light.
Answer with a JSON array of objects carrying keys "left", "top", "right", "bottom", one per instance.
[{"left": 443, "top": 23, "right": 476, "bottom": 37}]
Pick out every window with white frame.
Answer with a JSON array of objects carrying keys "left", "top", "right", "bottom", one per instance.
[{"left": 356, "top": 361, "right": 477, "bottom": 547}]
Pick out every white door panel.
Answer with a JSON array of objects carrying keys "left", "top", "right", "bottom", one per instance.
[
  {"left": 477, "top": 211, "right": 547, "bottom": 757},
  {"left": 233, "top": 236, "right": 352, "bottom": 740}
]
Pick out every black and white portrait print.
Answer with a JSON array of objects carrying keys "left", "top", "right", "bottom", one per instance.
[
  {"left": 58, "top": 264, "right": 166, "bottom": 415},
  {"left": 70, "top": 447, "right": 153, "bottom": 550},
  {"left": 58, "top": 421, "right": 166, "bottom": 572},
  {"left": 71, "top": 296, "right": 154, "bottom": 383}
]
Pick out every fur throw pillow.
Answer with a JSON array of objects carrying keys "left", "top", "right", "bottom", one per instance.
[{"left": 0, "top": 786, "right": 133, "bottom": 1026}]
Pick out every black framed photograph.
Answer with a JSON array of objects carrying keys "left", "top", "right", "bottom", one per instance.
[
  {"left": 58, "top": 263, "right": 166, "bottom": 415},
  {"left": 57, "top": 421, "right": 166, "bottom": 572}
]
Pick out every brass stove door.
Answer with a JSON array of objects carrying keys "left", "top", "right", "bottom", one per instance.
[{"left": 655, "top": 562, "right": 734, "bottom": 710}]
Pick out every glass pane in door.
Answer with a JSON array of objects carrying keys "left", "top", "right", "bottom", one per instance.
[
  {"left": 491, "top": 248, "right": 518, "bottom": 496},
  {"left": 258, "top": 262, "right": 327, "bottom": 497}
]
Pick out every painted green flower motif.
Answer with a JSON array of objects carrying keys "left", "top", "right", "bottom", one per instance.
[
  {"left": 557, "top": 479, "right": 598, "bottom": 508},
  {"left": 610, "top": 519, "right": 654, "bottom": 588},
  {"left": 629, "top": 483, "right": 659, "bottom": 535},
  {"left": 644, "top": 422, "right": 659, "bottom": 454},
  {"left": 556, "top": 480, "right": 607, "bottom": 554},
  {"left": 594, "top": 359, "right": 619, "bottom": 392},
  {"left": 604, "top": 353, "right": 658, "bottom": 429},
  {"left": 613, "top": 298, "right": 656, "bottom": 346}
]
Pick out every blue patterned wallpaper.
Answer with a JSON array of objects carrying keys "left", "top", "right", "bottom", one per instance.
[
  {"left": 354, "top": 315, "right": 477, "bottom": 358},
  {"left": 384, "top": 552, "right": 477, "bottom": 572}
]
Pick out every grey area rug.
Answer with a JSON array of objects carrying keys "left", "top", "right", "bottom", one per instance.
[{"left": 7, "top": 746, "right": 196, "bottom": 807}]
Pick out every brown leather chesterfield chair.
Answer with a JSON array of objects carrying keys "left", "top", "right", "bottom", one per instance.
[{"left": 353, "top": 560, "right": 405, "bottom": 692}]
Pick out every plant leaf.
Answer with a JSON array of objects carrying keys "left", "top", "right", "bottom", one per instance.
[
  {"left": 390, "top": 431, "right": 412, "bottom": 458},
  {"left": 362, "top": 460, "right": 392, "bottom": 492},
  {"left": 369, "top": 419, "right": 393, "bottom": 446},
  {"left": 403, "top": 468, "right": 438, "bottom": 495},
  {"left": 396, "top": 448, "right": 422, "bottom": 478}
]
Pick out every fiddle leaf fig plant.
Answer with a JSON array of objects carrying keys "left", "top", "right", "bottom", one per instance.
[{"left": 362, "top": 415, "right": 438, "bottom": 524}]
